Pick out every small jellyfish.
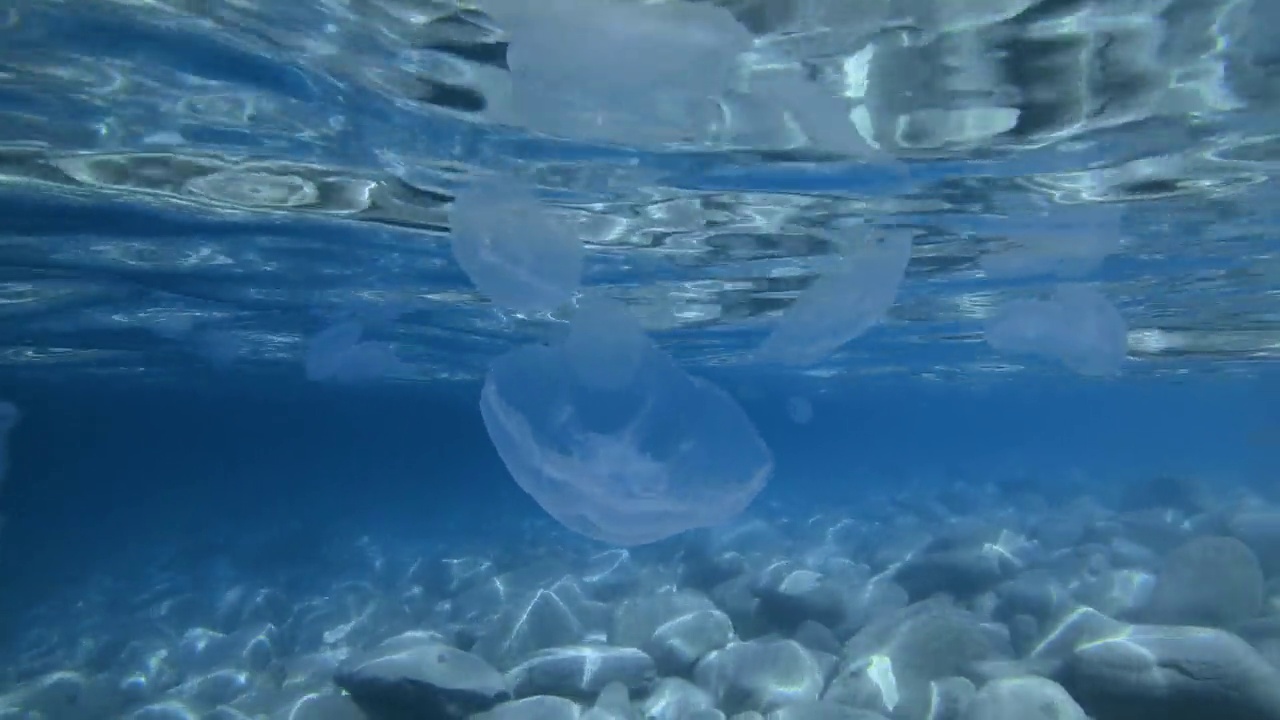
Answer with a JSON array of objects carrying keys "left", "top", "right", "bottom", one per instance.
[
  {"left": 985, "top": 284, "right": 1127, "bottom": 376},
  {"left": 786, "top": 396, "right": 814, "bottom": 425},
  {"left": 757, "top": 228, "right": 912, "bottom": 366},
  {"left": 483, "top": 0, "right": 751, "bottom": 146},
  {"left": 480, "top": 296, "right": 772, "bottom": 546},
  {"left": 305, "top": 321, "right": 408, "bottom": 383},
  {"left": 449, "top": 176, "right": 583, "bottom": 313}
]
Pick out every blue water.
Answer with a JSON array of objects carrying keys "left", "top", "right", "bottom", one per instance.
[{"left": 1, "top": 1, "right": 1280, "bottom": 718}]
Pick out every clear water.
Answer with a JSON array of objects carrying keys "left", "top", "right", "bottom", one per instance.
[{"left": 1, "top": 0, "right": 1279, "bottom": 718}]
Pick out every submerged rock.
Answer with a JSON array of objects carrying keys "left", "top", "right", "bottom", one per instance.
[{"left": 333, "top": 635, "right": 509, "bottom": 720}]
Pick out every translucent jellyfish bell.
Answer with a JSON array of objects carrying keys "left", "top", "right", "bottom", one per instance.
[
  {"left": 304, "top": 321, "right": 408, "bottom": 383},
  {"left": 483, "top": 0, "right": 751, "bottom": 146},
  {"left": 450, "top": 176, "right": 583, "bottom": 313},
  {"left": 480, "top": 297, "right": 772, "bottom": 546},
  {"left": 985, "top": 284, "right": 1127, "bottom": 376},
  {"left": 757, "top": 228, "right": 913, "bottom": 366}
]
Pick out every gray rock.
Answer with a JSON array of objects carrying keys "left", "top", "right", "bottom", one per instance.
[
  {"left": 694, "top": 639, "right": 825, "bottom": 714},
  {"left": 1024, "top": 605, "right": 1129, "bottom": 666},
  {"left": 1006, "top": 615, "right": 1039, "bottom": 658},
  {"left": 992, "top": 573, "right": 1071, "bottom": 626},
  {"left": 610, "top": 590, "right": 718, "bottom": 648},
  {"left": 428, "top": 556, "right": 496, "bottom": 595},
  {"left": 766, "top": 701, "right": 890, "bottom": 719},
  {"left": 451, "top": 562, "right": 568, "bottom": 626},
  {"left": 180, "top": 668, "right": 249, "bottom": 707},
  {"left": 175, "top": 625, "right": 277, "bottom": 676},
  {"left": 1230, "top": 511, "right": 1280, "bottom": 577},
  {"left": 793, "top": 621, "right": 842, "bottom": 656},
  {"left": 926, "top": 677, "right": 975, "bottom": 720},
  {"left": 1109, "top": 537, "right": 1160, "bottom": 569},
  {"left": 580, "top": 550, "right": 640, "bottom": 601},
  {"left": 333, "top": 637, "right": 509, "bottom": 720},
  {"left": 4, "top": 670, "right": 122, "bottom": 720},
  {"left": 472, "top": 582, "right": 591, "bottom": 670},
  {"left": 1234, "top": 615, "right": 1280, "bottom": 668},
  {"left": 273, "top": 693, "right": 368, "bottom": 720},
  {"left": 678, "top": 545, "right": 750, "bottom": 591},
  {"left": 473, "top": 695, "right": 582, "bottom": 720},
  {"left": 130, "top": 702, "right": 197, "bottom": 720},
  {"left": 1143, "top": 536, "right": 1264, "bottom": 627},
  {"left": 1118, "top": 510, "right": 1193, "bottom": 554},
  {"left": 826, "top": 599, "right": 1004, "bottom": 720},
  {"left": 205, "top": 708, "right": 254, "bottom": 720},
  {"left": 1060, "top": 624, "right": 1280, "bottom": 720},
  {"left": 645, "top": 608, "right": 736, "bottom": 675},
  {"left": 1120, "top": 476, "right": 1216, "bottom": 516},
  {"left": 892, "top": 548, "right": 1009, "bottom": 602},
  {"left": 581, "top": 681, "right": 636, "bottom": 720},
  {"left": 642, "top": 677, "right": 717, "bottom": 720},
  {"left": 754, "top": 566, "right": 847, "bottom": 630},
  {"left": 711, "top": 574, "right": 771, "bottom": 640},
  {"left": 963, "top": 677, "right": 1085, "bottom": 720},
  {"left": 507, "top": 646, "right": 655, "bottom": 700},
  {"left": 1074, "top": 568, "right": 1156, "bottom": 619}
]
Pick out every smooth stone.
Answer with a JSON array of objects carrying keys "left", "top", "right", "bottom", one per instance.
[
  {"left": 767, "top": 701, "right": 891, "bottom": 719},
  {"left": 963, "top": 676, "right": 1086, "bottom": 720},
  {"left": 471, "top": 584, "right": 589, "bottom": 670},
  {"left": 334, "top": 638, "right": 509, "bottom": 720},
  {"left": 4, "top": 671, "right": 120, "bottom": 720},
  {"left": 1142, "top": 536, "right": 1264, "bottom": 627},
  {"left": 992, "top": 573, "right": 1071, "bottom": 626},
  {"left": 580, "top": 550, "right": 641, "bottom": 601},
  {"left": 893, "top": 548, "right": 1010, "bottom": 602},
  {"left": 1074, "top": 568, "right": 1157, "bottom": 619},
  {"left": 579, "top": 681, "right": 634, "bottom": 720},
  {"left": 754, "top": 566, "right": 848, "bottom": 630},
  {"left": 793, "top": 621, "right": 842, "bottom": 656},
  {"left": 129, "top": 702, "right": 198, "bottom": 720},
  {"left": 927, "top": 676, "right": 976, "bottom": 720},
  {"left": 507, "top": 646, "right": 656, "bottom": 700},
  {"left": 1060, "top": 624, "right": 1280, "bottom": 720},
  {"left": 1230, "top": 511, "right": 1280, "bottom": 577},
  {"left": 826, "top": 599, "right": 1004, "bottom": 720},
  {"left": 710, "top": 574, "right": 772, "bottom": 641},
  {"left": 694, "top": 639, "right": 826, "bottom": 714},
  {"left": 645, "top": 608, "right": 736, "bottom": 675},
  {"left": 275, "top": 693, "right": 369, "bottom": 720},
  {"left": 642, "top": 677, "right": 717, "bottom": 720},
  {"left": 1119, "top": 476, "right": 1216, "bottom": 515},
  {"left": 610, "top": 590, "right": 719, "bottom": 648},
  {"left": 473, "top": 695, "right": 582, "bottom": 720}
]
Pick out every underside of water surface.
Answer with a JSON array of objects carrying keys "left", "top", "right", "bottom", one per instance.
[{"left": 0, "top": 1, "right": 1278, "bottom": 719}]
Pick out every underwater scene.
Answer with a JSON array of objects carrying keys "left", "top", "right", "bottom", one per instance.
[{"left": 2, "top": 0, "right": 1280, "bottom": 718}]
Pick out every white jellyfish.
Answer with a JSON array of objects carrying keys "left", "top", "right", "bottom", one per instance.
[
  {"left": 480, "top": 297, "right": 773, "bottom": 546},
  {"left": 985, "top": 284, "right": 1128, "bottom": 376},
  {"left": 449, "top": 175, "right": 583, "bottom": 313}
]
